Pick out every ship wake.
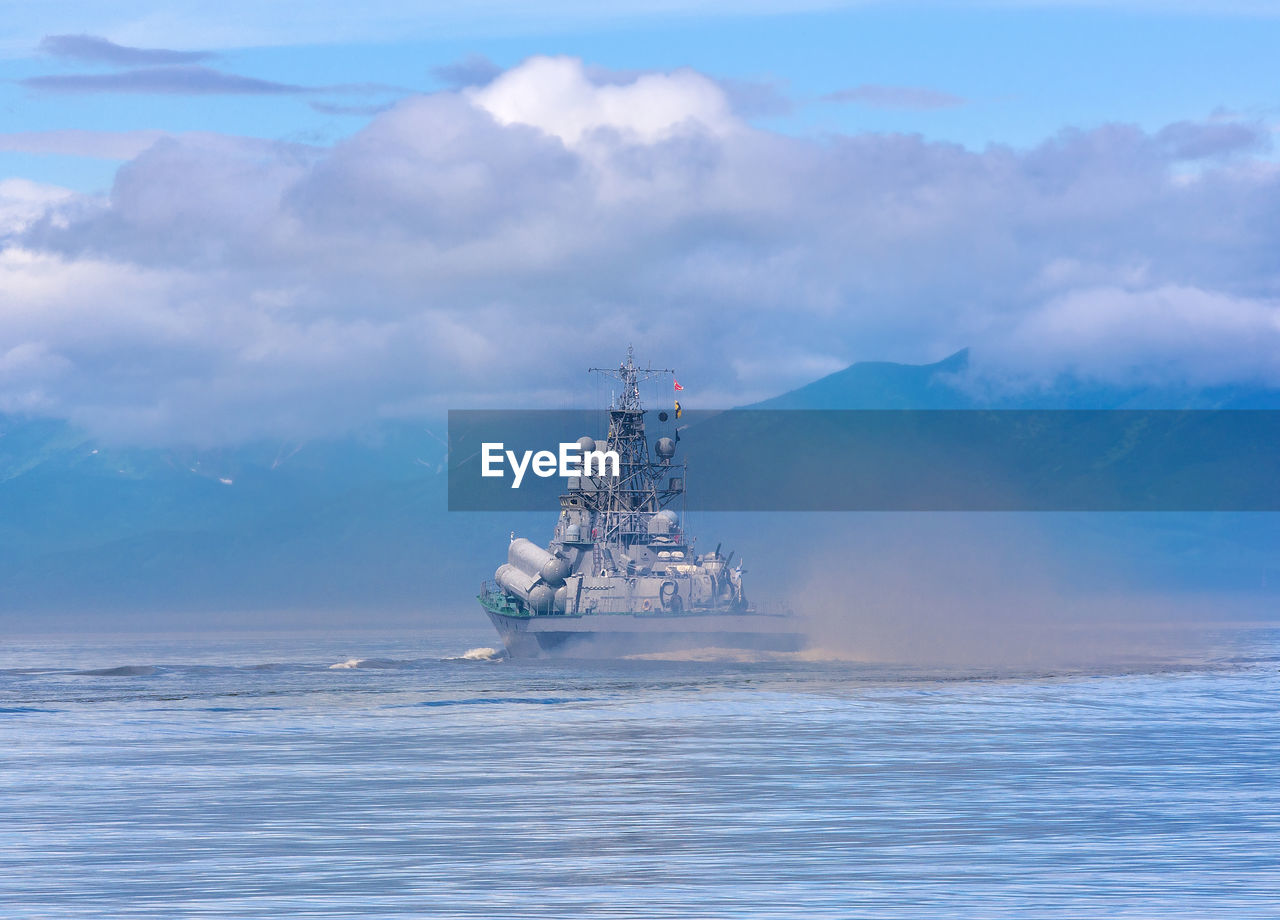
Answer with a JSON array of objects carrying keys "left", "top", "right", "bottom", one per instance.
[{"left": 443, "top": 647, "right": 506, "bottom": 662}]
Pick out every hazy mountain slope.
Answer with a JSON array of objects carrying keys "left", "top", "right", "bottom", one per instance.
[
  {"left": 747, "top": 349, "right": 973, "bottom": 410},
  {"left": 3, "top": 351, "right": 1279, "bottom": 620},
  {"left": 745, "top": 348, "right": 1280, "bottom": 411}
]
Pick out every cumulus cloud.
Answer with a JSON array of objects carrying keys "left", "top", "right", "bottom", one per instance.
[
  {"left": 991, "top": 285, "right": 1280, "bottom": 387},
  {"left": 716, "top": 77, "right": 793, "bottom": 118},
  {"left": 3, "top": 55, "right": 1280, "bottom": 444},
  {"left": 0, "top": 129, "right": 169, "bottom": 159},
  {"left": 1154, "top": 119, "right": 1266, "bottom": 159},
  {"left": 468, "top": 56, "right": 736, "bottom": 144},
  {"left": 0, "top": 178, "right": 75, "bottom": 237}
]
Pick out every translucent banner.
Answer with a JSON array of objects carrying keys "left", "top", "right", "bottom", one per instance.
[{"left": 448, "top": 409, "right": 1280, "bottom": 511}]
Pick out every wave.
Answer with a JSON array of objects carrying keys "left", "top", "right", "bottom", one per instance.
[
  {"left": 327, "top": 657, "right": 404, "bottom": 670},
  {"left": 75, "top": 665, "right": 160, "bottom": 677},
  {"left": 414, "top": 696, "right": 594, "bottom": 707},
  {"left": 442, "top": 647, "right": 504, "bottom": 662}
]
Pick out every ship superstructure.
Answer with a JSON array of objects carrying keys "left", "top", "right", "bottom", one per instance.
[{"left": 478, "top": 349, "right": 803, "bottom": 658}]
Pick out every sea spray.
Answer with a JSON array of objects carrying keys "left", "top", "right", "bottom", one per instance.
[{"left": 448, "top": 647, "right": 503, "bottom": 662}]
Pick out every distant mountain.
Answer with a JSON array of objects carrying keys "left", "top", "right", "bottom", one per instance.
[
  {"left": 747, "top": 348, "right": 1280, "bottom": 411},
  {"left": 734, "top": 350, "right": 1280, "bottom": 606},
  {"left": 2, "top": 352, "right": 1278, "bottom": 621},
  {"left": 747, "top": 349, "right": 973, "bottom": 410},
  {"left": 0, "top": 414, "right": 497, "bottom": 616}
]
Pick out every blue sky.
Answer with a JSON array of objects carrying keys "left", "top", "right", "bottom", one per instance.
[
  {"left": 1, "top": 2, "right": 1279, "bottom": 444},
  {"left": 4, "top": 3, "right": 1279, "bottom": 190}
]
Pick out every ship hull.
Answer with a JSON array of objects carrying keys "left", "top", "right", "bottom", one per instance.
[{"left": 484, "top": 607, "right": 808, "bottom": 659}]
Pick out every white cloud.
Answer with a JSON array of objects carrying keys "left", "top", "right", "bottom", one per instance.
[
  {"left": 0, "top": 178, "right": 75, "bottom": 236},
  {"left": 0, "top": 130, "right": 169, "bottom": 160},
  {"left": 991, "top": 285, "right": 1280, "bottom": 386},
  {"left": 2, "top": 57, "right": 1279, "bottom": 443},
  {"left": 468, "top": 56, "right": 736, "bottom": 145}
]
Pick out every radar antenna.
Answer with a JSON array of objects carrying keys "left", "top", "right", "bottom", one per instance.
[{"left": 580, "top": 347, "right": 683, "bottom": 548}]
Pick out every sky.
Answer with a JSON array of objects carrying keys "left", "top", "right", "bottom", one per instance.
[{"left": 1, "top": 1, "right": 1279, "bottom": 445}]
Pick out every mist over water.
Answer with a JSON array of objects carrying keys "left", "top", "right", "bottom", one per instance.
[
  {"left": 3, "top": 626, "right": 1279, "bottom": 919},
  {"left": 760, "top": 514, "right": 1256, "bottom": 668}
]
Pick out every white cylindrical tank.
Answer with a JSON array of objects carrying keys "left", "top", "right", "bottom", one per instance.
[
  {"left": 495, "top": 562, "right": 536, "bottom": 598},
  {"left": 539, "top": 556, "right": 569, "bottom": 586},
  {"left": 509, "top": 538, "right": 554, "bottom": 577},
  {"left": 527, "top": 583, "right": 556, "bottom": 613}
]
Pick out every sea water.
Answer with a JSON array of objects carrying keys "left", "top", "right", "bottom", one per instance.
[{"left": 2, "top": 627, "right": 1278, "bottom": 919}]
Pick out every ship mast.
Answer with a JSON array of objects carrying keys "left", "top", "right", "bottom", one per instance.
[{"left": 586, "top": 347, "right": 684, "bottom": 547}]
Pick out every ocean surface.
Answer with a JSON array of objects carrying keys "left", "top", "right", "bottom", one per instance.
[{"left": 2, "top": 626, "right": 1279, "bottom": 919}]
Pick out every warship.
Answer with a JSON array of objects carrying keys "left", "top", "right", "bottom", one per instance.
[{"left": 478, "top": 349, "right": 806, "bottom": 658}]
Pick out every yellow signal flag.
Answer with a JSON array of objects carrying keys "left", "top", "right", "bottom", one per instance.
[{"left": 674, "top": 400, "right": 682, "bottom": 419}]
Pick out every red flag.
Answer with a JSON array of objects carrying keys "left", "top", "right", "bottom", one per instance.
[{"left": 673, "top": 380, "right": 683, "bottom": 391}]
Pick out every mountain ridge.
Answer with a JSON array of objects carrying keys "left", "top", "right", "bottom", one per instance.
[{"left": 3, "top": 352, "right": 1279, "bottom": 618}]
